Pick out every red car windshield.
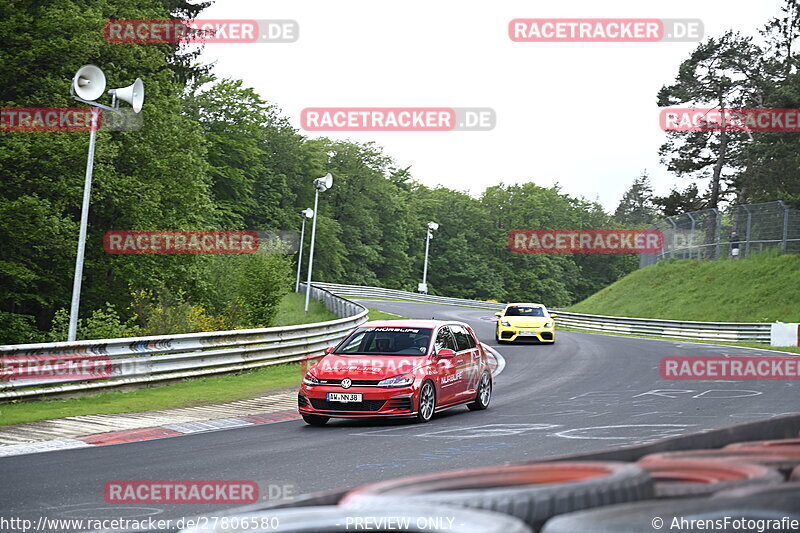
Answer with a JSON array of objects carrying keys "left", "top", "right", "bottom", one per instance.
[{"left": 335, "top": 327, "right": 433, "bottom": 355}]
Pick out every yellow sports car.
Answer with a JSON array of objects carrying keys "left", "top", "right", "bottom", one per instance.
[{"left": 495, "top": 303, "right": 556, "bottom": 344}]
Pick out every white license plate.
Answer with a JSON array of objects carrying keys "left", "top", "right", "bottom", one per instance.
[
  {"left": 327, "top": 393, "right": 362, "bottom": 402},
  {"left": 520, "top": 331, "right": 538, "bottom": 335}
]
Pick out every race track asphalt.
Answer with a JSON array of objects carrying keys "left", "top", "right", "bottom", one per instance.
[{"left": 1, "top": 299, "right": 796, "bottom": 528}]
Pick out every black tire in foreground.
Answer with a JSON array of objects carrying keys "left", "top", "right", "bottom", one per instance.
[
  {"left": 635, "top": 458, "right": 783, "bottom": 498},
  {"left": 540, "top": 485, "right": 800, "bottom": 533},
  {"left": 713, "top": 482, "right": 800, "bottom": 498},
  {"left": 638, "top": 448, "right": 800, "bottom": 477},
  {"left": 340, "top": 461, "right": 653, "bottom": 530},
  {"left": 179, "top": 504, "right": 533, "bottom": 533}
]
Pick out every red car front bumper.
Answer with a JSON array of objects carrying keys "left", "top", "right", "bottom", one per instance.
[{"left": 298, "top": 384, "right": 418, "bottom": 418}]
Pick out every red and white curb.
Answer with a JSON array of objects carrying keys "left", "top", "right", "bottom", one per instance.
[
  {"left": 483, "top": 343, "right": 506, "bottom": 377},
  {"left": 0, "top": 409, "right": 301, "bottom": 458}
]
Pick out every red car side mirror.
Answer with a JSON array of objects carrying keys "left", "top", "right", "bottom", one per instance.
[
  {"left": 323, "top": 346, "right": 334, "bottom": 355},
  {"left": 436, "top": 348, "right": 456, "bottom": 358}
]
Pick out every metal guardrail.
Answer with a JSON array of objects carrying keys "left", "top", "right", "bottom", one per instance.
[
  {"left": 551, "top": 312, "right": 771, "bottom": 342},
  {"left": 312, "top": 282, "right": 772, "bottom": 343},
  {"left": 0, "top": 282, "right": 776, "bottom": 400},
  {"left": 310, "top": 282, "right": 507, "bottom": 311},
  {"left": 0, "top": 285, "right": 367, "bottom": 400}
]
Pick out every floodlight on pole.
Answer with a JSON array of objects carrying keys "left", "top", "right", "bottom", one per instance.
[
  {"left": 295, "top": 208, "right": 314, "bottom": 293},
  {"left": 304, "top": 174, "right": 333, "bottom": 312},
  {"left": 419, "top": 221, "right": 439, "bottom": 294},
  {"left": 67, "top": 65, "right": 145, "bottom": 342}
]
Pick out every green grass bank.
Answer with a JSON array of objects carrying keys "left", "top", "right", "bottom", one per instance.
[{"left": 567, "top": 252, "right": 800, "bottom": 323}]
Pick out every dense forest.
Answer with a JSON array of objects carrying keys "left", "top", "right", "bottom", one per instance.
[{"left": 1, "top": 0, "right": 798, "bottom": 343}]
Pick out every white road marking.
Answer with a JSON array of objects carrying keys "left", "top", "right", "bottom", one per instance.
[
  {"left": 552, "top": 424, "right": 693, "bottom": 441},
  {"left": 417, "top": 423, "right": 560, "bottom": 438}
]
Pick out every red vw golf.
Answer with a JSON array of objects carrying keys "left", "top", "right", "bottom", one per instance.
[{"left": 298, "top": 320, "right": 493, "bottom": 425}]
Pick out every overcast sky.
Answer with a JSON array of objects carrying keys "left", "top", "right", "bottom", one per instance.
[{"left": 197, "top": 0, "right": 780, "bottom": 211}]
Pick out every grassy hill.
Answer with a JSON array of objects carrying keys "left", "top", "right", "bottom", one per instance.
[{"left": 566, "top": 252, "right": 800, "bottom": 323}]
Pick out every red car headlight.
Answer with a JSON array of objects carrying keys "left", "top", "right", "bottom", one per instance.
[
  {"left": 377, "top": 374, "right": 414, "bottom": 388},
  {"left": 302, "top": 372, "right": 320, "bottom": 386}
]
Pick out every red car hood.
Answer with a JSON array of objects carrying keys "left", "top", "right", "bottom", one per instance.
[{"left": 311, "top": 354, "right": 429, "bottom": 380}]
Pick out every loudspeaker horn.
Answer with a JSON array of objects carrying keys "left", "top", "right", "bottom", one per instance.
[
  {"left": 314, "top": 173, "right": 333, "bottom": 191},
  {"left": 110, "top": 78, "right": 144, "bottom": 113},
  {"left": 72, "top": 65, "right": 107, "bottom": 101}
]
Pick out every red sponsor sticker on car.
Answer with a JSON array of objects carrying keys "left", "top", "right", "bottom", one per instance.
[{"left": 509, "top": 229, "right": 663, "bottom": 253}]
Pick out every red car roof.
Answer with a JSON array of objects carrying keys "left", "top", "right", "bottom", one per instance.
[{"left": 360, "top": 319, "right": 467, "bottom": 328}]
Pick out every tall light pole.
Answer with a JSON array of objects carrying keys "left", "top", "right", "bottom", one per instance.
[
  {"left": 295, "top": 208, "right": 314, "bottom": 292},
  {"left": 304, "top": 173, "right": 333, "bottom": 312},
  {"left": 418, "top": 221, "right": 438, "bottom": 294},
  {"left": 67, "top": 65, "right": 144, "bottom": 341}
]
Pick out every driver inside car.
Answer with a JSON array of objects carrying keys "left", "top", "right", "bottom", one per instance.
[{"left": 374, "top": 336, "right": 393, "bottom": 353}]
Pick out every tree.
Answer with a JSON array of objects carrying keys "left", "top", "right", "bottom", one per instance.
[
  {"left": 658, "top": 31, "right": 763, "bottom": 209},
  {"left": 614, "top": 172, "right": 658, "bottom": 226},
  {"left": 653, "top": 183, "right": 706, "bottom": 217},
  {"left": 734, "top": 0, "right": 800, "bottom": 207}
]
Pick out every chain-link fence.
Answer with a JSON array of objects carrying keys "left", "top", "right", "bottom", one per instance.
[{"left": 640, "top": 201, "right": 800, "bottom": 268}]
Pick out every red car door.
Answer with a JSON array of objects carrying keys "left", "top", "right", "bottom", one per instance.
[
  {"left": 450, "top": 324, "right": 479, "bottom": 400},
  {"left": 433, "top": 326, "right": 461, "bottom": 405}
]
